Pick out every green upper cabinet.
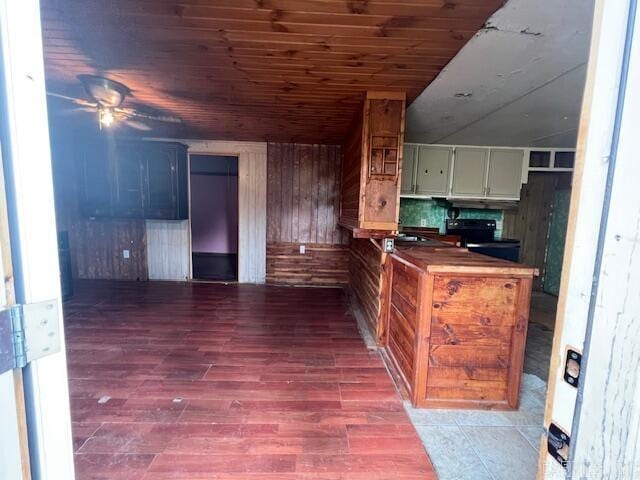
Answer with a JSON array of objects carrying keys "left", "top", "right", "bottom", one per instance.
[
  {"left": 487, "top": 149, "right": 524, "bottom": 198},
  {"left": 400, "top": 144, "right": 417, "bottom": 194},
  {"left": 451, "top": 147, "right": 488, "bottom": 197},
  {"left": 415, "top": 146, "right": 451, "bottom": 196}
]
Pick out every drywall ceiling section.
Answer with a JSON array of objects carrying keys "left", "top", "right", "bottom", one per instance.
[{"left": 405, "top": 0, "right": 594, "bottom": 148}]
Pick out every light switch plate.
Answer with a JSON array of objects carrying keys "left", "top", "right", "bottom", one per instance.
[
  {"left": 420, "top": 218, "right": 427, "bottom": 227},
  {"left": 123, "top": 249, "right": 130, "bottom": 259},
  {"left": 299, "top": 245, "right": 306, "bottom": 254}
]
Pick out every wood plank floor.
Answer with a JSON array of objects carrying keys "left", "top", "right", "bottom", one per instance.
[{"left": 64, "top": 280, "right": 436, "bottom": 480}]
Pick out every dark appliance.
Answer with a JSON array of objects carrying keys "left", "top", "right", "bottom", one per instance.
[{"left": 445, "top": 219, "right": 520, "bottom": 262}]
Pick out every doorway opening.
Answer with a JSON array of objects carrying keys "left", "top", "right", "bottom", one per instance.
[
  {"left": 503, "top": 171, "right": 573, "bottom": 382},
  {"left": 189, "top": 154, "right": 239, "bottom": 281}
]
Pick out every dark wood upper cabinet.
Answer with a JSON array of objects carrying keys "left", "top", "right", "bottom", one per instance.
[
  {"left": 78, "top": 140, "right": 188, "bottom": 220},
  {"left": 78, "top": 142, "right": 113, "bottom": 217},
  {"left": 113, "top": 142, "right": 145, "bottom": 218},
  {"left": 339, "top": 91, "right": 406, "bottom": 237},
  {"left": 142, "top": 143, "right": 188, "bottom": 220}
]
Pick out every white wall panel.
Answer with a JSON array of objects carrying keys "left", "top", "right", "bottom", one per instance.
[{"left": 146, "top": 220, "right": 190, "bottom": 281}]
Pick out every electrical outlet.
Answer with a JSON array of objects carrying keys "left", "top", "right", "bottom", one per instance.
[
  {"left": 123, "top": 249, "right": 130, "bottom": 259},
  {"left": 299, "top": 245, "right": 306, "bottom": 254},
  {"left": 420, "top": 218, "right": 427, "bottom": 227}
]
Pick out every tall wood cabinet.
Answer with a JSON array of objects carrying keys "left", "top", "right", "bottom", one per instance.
[
  {"left": 78, "top": 140, "right": 188, "bottom": 220},
  {"left": 339, "top": 91, "right": 406, "bottom": 236}
]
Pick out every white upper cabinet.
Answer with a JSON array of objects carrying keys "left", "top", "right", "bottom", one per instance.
[
  {"left": 451, "top": 147, "right": 488, "bottom": 197},
  {"left": 487, "top": 149, "right": 524, "bottom": 198},
  {"left": 415, "top": 146, "right": 452, "bottom": 196},
  {"left": 400, "top": 144, "right": 417, "bottom": 194},
  {"left": 401, "top": 143, "right": 530, "bottom": 201}
]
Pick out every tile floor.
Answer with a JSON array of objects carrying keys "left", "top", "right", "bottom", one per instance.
[
  {"left": 405, "top": 374, "right": 547, "bottom": 480},
  {"left": 398, "top": 289, "right": 557, "bottom": 480}
]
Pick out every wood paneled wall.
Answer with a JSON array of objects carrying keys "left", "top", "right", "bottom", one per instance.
[
  {"left": 266, "top": 243, "right": 349, "bottom": 285},
  {"left": 339, "top": 112, "right": 364, "bottom": 230},
  {"left": 52, "top": 129, "right": 149, "bottom": 281},
  {"left": 71, "top": 219, "right": 147, "bottom": 280},
  {"left": 349, "top": 238, "right": 386, "bottom": 337},
  {"left": 503, "top": 173, "right": 558, "bottom": 290},
  {"left": 266, "top": 143, "right": 349, "bottom": 285},
  {"left": 267, "top": 143, "right": 347, "bottom": 245}
]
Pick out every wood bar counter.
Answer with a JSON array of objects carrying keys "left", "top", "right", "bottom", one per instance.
[{"left": 382, "top": 243, "right": 537, "bottom": 410}]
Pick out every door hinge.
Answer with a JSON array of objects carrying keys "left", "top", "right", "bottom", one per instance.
[{"left": 0, "top": 299, "right": 61, "bottom": 375}]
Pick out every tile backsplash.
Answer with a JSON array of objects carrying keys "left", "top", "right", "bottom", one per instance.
[{"left": 399, "top": 198, "right": 505, "bottom": 238}]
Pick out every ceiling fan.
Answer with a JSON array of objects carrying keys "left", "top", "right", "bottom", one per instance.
[{"left": 47, "top": 75, "right": 181, "bottom": 131}]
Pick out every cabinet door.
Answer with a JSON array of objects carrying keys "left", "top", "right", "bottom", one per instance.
[
  {"left": 113, "top": 143, "right": 144, "bottom": 218},
  {"left": 415, "top": 146, "right": 451, "bottom": 196},
  {"left": 487, "top": 149, "right": 524, "bottom": 198},
  {"left": 451, "top": 147, "right": 488, "bottom": 197},
  {"left": 78, "top": 143, "right": 112, "bottom": 217},
  {"left": 400, "top": 144, "right": 417, "bottom": 194},
  {"left": 144, "top": 145, "right": 177, "bottom": 219}
]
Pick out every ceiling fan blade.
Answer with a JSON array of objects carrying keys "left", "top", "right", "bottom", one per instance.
[
  {"left": 123, "top": 118, "right": 152, "bottom": 131},
  {"left": 47, "top": 92, "right": 97, "bottom": 108},
  {"left": 115, "top": 108, "right": 181, "bottom": 124},
  {"left": 57, "top": 106, "right": 96, "bottom": 116}
]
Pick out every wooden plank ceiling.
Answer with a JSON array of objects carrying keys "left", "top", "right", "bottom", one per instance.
[{"left": 41, "top": 0, "right": 503, "bottom": 143}]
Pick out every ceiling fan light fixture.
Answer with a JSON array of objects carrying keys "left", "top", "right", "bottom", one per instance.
[
  {"left": 99, "top": 107, "right": 115, "bottom": 128},
  {"left": 78, "top": 74, "right": 130, "bottom": 108}
]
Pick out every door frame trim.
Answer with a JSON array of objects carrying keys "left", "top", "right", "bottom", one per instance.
[{"left": 0, "top": 0, "right": 75, "bottom": 478}]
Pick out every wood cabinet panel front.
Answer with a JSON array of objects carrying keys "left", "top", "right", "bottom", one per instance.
[
  {"left": 339, "top": 91, "right": 406, "bottom": 236},
  {"left": 383, "top": 247, "right": 536, "bottom": 410}
]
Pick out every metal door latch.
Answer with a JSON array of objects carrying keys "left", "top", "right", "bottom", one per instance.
[
  {"left": 0, "top": 299, "right": 61, "bottom": 375},
  {"left": 564, "top": 348, "right": 582, "bottom": 387},
  {"left": 547, "top": 423, "right": 570, "bottom": 467}
]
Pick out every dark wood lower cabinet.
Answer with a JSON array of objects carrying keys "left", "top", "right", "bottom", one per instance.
[{"left": 78, "top": 139, "right": 188, "bottom": 220}]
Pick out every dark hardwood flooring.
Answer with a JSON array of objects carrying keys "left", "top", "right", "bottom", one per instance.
[{"left": 64, "top": 280, "right": 435, "bottom": 480}]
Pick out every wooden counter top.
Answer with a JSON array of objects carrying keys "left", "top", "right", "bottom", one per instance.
[{"left": 393, "top": 243, "right": 539, "bottom": 277}]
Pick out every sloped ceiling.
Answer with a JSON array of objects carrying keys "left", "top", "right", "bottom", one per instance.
[{"left": 405, "top": 0, "right": 594, "bottom": 148}]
